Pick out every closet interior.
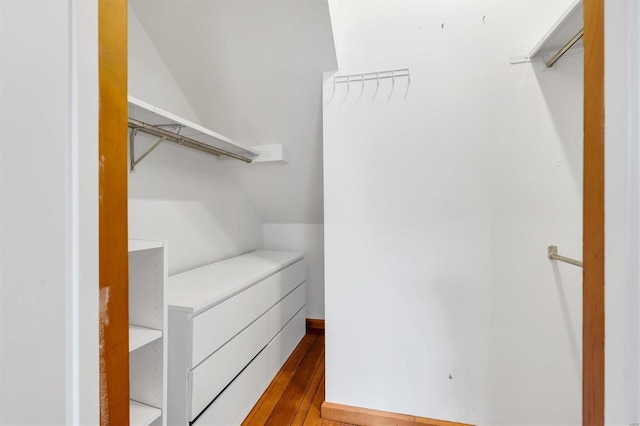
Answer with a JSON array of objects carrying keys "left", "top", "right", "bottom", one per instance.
[{"left": 123, "top": 0, "right": 599, "bottom": 425}]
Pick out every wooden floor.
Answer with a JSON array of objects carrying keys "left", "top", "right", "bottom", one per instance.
[{"left": 242, "top": 329, "right": 355, "bottom": 426}]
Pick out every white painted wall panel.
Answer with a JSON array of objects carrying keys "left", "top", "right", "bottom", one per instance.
[
  {"left": 0, "top": 0, "right": 99, "bottom": 423},
  {"left": 264, "top": 224, "right": 325, "bottom": 319},
  {"left": 324, "top": 1, "right": 582, "bottom": 424}
]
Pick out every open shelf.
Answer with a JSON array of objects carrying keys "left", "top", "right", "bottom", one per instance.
[
  {"left": 130, "top": 400, "right": 162, "bottom": 426},
  {"left": 129, "top": 239, "right": 163, "bottom": 253},
  {"left": 129, "top": 325, "right": 162, "bottom": 352},
  {"left": 529, "top": 0, "right": 583, "bottom": 58},
  {"left": 129, "top": 239, "right": 167, "bottom": 425},
  {"left": 128, "top": 96, "right": 259, "bottom": 158},
  {"left": 511, "top": 0, "right": 583, "bottom": 65}
]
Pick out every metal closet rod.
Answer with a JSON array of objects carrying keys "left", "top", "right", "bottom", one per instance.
[
  {"left": 127, "top": 118, "right": 253, "bottom": 164},
  {"left": 334, "top": 68, "right": 410, "bottom": 84},
  {"left": 548, "top": 245, "right": 583, "bottom": 268},
  {"left": 546, "top": 28, "right": 584, "bottom": 68}
]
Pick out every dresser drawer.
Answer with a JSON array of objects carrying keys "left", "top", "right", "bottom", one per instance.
[
  {"left": 192, "top": 308, "right": 306, "bottom": 426},
  {"left": 189, "top": 282, "right": 306, "bottom": 420},
  {"left": 190, "top": 259, "right": 305, "bottom": 367}
]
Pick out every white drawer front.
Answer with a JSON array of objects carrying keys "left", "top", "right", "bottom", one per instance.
[
  {"left": 190, "top": 259, "right": 305, "bottom": 367},
  {"left": 192, "top": 308, "right": 306, "bottom": 426},
  {"left": 189, "top": 282, "right": 305, "bottom": 421}
]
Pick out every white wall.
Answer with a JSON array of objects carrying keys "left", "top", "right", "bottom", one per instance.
[
  {"left": 0, "top": 0, "right": 99, "bottom": 424},
  {"left": 128, "top": 8, "right": 264, "bottom": 275},
  {"left": 324, "top": 1, "right": 582, "bottom": 424},
  {"left": 604, "top": 0, "right": 640, "bottom": 424},
  {"left": 129, "top": 0, "right": 337, "bottom": 224},
  {"left": 264, "top": 224, "right": 325, "bottom": 319}
]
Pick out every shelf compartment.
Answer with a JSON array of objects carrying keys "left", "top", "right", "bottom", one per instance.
[
  {"left": 130, "top": 400, "right": 161, "bottom": 426},
  {"left": 129, "top": 325, "right": 162, "bottom": 353}
]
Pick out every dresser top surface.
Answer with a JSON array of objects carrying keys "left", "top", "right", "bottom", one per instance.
[{"left": 167, "top": 250, "right": 304, "bottom": 314}]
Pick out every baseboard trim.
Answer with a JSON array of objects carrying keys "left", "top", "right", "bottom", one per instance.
[
  {"left": 321, "top": 402, "right": 472, "bottom": 426},
  {"left": 306, "top": 318, "right": 325, "bottom": 332}
]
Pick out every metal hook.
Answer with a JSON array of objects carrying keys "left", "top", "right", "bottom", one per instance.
[
  {"left": 372, "top": 72, "right": 380, "bottom": 102},
  {"left": 358, "top": 74, "right": 365, "bottom": 101},
  {"left": 388, "top": 70, "right": 395, "bottom": 100},
  {"left": 342, "top": 77, "right": 350, "bottom": 102},
  {"left": 404, "top": 72, "right": 411, "bottom": 100}
]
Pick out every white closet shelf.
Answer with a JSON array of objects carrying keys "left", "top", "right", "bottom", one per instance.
[
  {"left": 511, "top": 0, "right": 583, "bottom": 65},
  {"left": 129, "top": 239, "right": 163, "bottom": 253},
  {"left": 130, "top": 400, "right": 162, "bottom": 426},
  {"left": 529, "top": 0, "right": 582, "bottom": 58},
  {"left": 129, "top": 325, "right": 162, "bottom": 352},
  {"left": 129, "top": 96, "right": 259, "bottom": 157},
  {"left": 129, "top": 96, "right": 262, "bottom": 169},
  {"left": 219, "top": 144, "right": 287, "bottom": 165},
  {"left": 128, "top": 96, "right": 286, "bottom": 169}
]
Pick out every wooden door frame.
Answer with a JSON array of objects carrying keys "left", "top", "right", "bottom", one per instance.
[
  {"left": 98, "top": 0, "right": 129, "bottom": 424},
  {"left": 583, "top": 0, "right": 605, "bottom": 425}
]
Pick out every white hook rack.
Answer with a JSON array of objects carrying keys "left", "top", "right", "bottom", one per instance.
[{"left": 333, "top": 68, "right": 410, "bottom": 101}]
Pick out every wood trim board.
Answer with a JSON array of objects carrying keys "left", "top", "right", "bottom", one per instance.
[
  {"left": 582, "top": 0, "right": 605, "bottom": 425},
  {"left": 98, "top": 0, "right": 129, "bottom": 424},
  {"left": 306, "top": 318, "right": 325, "bottom": 332},
  {"left": 321, "top": 402, "right": 472, "bottom": 426}
]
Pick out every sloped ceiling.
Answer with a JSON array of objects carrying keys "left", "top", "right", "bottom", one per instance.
[{"left": 129, "top": 0, "right": 338, "bottom": 224}]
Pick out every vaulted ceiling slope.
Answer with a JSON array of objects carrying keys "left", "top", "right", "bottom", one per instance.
[{"left": 129, "top": 0, "right": 338, "bottom": 224}]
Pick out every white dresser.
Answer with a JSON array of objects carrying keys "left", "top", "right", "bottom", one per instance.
[{"left": 167, "top": 250, "right": 306, "bottom": 425}]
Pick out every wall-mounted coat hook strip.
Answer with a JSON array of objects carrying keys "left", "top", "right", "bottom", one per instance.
[
  {"left": 547, "top": 245, "right": 583, "bottom": 268},
  {"left": 333, "top": 68, "right": 410, "bottom": 101}
]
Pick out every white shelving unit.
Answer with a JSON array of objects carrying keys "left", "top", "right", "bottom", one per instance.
[
  {"left": 129, "top": 239, "right": 168, "bottom": 426},
  {"left": 511, "top": 0, "right": 583, "bottom": 64},
  {"left": 128, "top": 96, "right": 286, "bottom": 168},
  {"left": 128, "top": 96, "right": 259, "bottom": 159}
]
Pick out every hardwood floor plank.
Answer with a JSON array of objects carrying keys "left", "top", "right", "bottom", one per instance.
[
  {"left": 302, "top": 374, "right": 326, "bottom": 426},
  {"left": 242, "top": 332, "right": 318, "bottom": 426},
  {"left": 291, "top": 353, "right": 325, "bottom": 426},
  {"left": 264, "top": 333, "right": 325, "bottom": 425}
]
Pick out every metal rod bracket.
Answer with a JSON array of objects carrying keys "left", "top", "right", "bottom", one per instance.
[
  {"left": 548, "top": 245, "right": 583, "bottom": 268},
  {"left": 127, "top": 117, "right": 253, "bottom": 168},
  {"left": 130, "top": 130, "right": 166, "bottom": 172}
]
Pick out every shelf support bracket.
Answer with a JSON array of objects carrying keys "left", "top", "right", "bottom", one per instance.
[{"left": 129, "top": 128, "right": 166, "bottom": 172}]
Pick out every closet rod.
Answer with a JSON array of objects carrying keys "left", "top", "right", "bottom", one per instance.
[
  {"left": 127, "top": 118, "right": 253, "bottom": 164},
  {"left": 546, "top": 28, "right": 584, "bottom": 68},
  {"left": 548, "top": 245, "right": 583, "bottom": 268}
]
